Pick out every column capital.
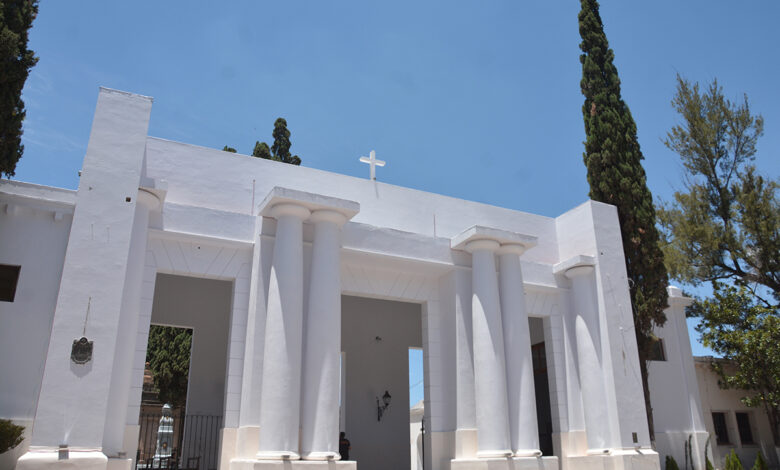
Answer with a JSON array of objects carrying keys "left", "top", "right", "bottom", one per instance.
[
  {"left": 257, "top": 186, "right": 359, "bottom": 220},
  {"left": 553, "top": 254, "right": 596, "bottom": 278},
  {"left": 269, "top": 202, "right": 311, "bottom": 220},
  {"left": 451, "top": 225, "right": 537, "bottom": 254},
  {"left": 310, "top": 209, "right": 348, "bottom": 227},
  {"left": 137, "top": 188, "right": 161, "bottom": 210}
]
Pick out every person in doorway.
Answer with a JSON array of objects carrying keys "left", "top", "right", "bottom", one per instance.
[{"left": 339, "top": 432, "right": 351, "bottom": 460}]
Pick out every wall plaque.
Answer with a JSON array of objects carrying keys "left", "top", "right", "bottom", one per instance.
[{"left": 71, "top": 337, "right": 93, "bottom": 364}]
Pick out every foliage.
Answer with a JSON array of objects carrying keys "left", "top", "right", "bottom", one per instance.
[
  {"left": 0, "top": 419, "right": 24, "bottom": 454},
  {"left": 578, "top": 0, "right": 669, "bottom": 438},
  {"left": 684, "top": 435, "right": 693, "bottom": 470},
  {"left": 248, "top": 118, "right": 301, "bottom": 165},
  {"left": 222, "top": 146, "right": 237, "bottom": 153},
  {"left": 658, "top": 76, "right": 779, "bottom": 308},
  {"left": 665, "top": 455, "right": 680, "bottom": 470},
  {"left": 692, "top": 284, "right": 780, "bottom": 444},
  {"left": 146, "top": 325, "right": 192, "bottom": 407},
  {"left": 252, "top": 141, "right": 271, "bottom": 160},
  {"left": 0, "top": 0, "right": 38, "bottom": 177},
  {"left": 724, "top": 450, "right": 744, "bottom": 470},
  {"left": 751, "top": 451, "right": 767, "bottom": 470},
  {"left": 705, "top": 434, "right": 714, "bottom": 470}
]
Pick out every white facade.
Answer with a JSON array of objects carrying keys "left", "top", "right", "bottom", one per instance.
[{"left": 0, "top": 87, "right": 667, "bottom": 470}]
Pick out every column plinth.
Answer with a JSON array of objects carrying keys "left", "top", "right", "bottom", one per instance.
[
  {"left": 498, "top": 244, "right": 541, "bottom": 457},
  {"left": 257, "top": 202, "right": 310, "bottom": 460}
]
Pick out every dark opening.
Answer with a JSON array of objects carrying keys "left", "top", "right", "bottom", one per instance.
[
  {"left": 736, "top": 412, "right": 754, "bottom": 445},
  {"left": 648, "top": 338, "right": 666, "bottom": 361},
  {"left": 712, "top": 412, "right": 730, "bottom": 445},
  {"left": 532, "top": 342, "right": 554, "bottom": 456},
  {"left": 0, "top": 264, "right": 21, "bottom": 302}
]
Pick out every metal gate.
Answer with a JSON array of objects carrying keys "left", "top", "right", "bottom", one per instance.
[{"left": 136, "top": 408, "right": 222, "bottom": 470}]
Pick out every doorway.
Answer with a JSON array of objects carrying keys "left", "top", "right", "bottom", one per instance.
[{"left": 340, "top": 295, "right": 423, "bottom": 470}]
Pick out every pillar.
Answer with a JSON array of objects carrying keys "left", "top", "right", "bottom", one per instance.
[
  {"left": 468, "top": 239, "right": 512, "bottom": 458},
  {"left": 454, "top": 268, "right": 477, "bottom": 458},
  {"left": 257, "top": 203, "right": 311, "bottom": 460},
  {"left": 565, "top": 265, "right": 611, "bottom": 453},
  {"left": 300, "top": 210, "right": 347, "bottom": 460},
  {"left": 102, "top": 189, "right": 160, "bottom": 458},
  {"left": 498, "top": 245, "right": 540, "bottom": 457}
]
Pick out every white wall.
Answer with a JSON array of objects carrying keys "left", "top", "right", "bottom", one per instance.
[
  {"left": 0, "top": 185, "right": 73, "bottom": 468},
  {"left": 341, "top": 295, "right": 422, "bottom": 470}
]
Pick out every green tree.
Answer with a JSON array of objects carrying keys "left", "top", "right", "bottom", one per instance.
[
  {"left": 252, "top": 140, "right": 271, "bottom": 160},
  {"left": 0, "top": 419, "right": 24, "bottom": 454},
  {"left": 146, "top": 325, "right": 192, "bottom": 408},
  {"left": 691, "top": 284, "right": 780, "bottom": 444},
  {"left": 658, "top": 76, "right": 779, "bottom": 307},
  {"left": 270, "top": 117, "right": 301, "bottom": 165},
  {"left": 578, "top": 0, "right": 669, "bottom": 439},
  {"left": 0, "top": 0, "right": 38, "bottom": 177},
  {"left": 222, "top": 145, "right": 237, "bottom": 153},
  {"left": 665, "top": 455, "right": 680, "bottom": 470}
]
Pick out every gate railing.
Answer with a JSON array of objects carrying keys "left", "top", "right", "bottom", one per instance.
[{"left": 136, "top": 409, "right": 222, "bottom": 470}]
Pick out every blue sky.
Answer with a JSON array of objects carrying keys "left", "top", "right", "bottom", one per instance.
[{"left": 13, "top": 1, "right": 780, "bottom": 406}]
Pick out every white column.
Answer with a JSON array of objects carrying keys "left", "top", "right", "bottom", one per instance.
[
  {"left": 468, "top": 239, "right": 512, "bottom": 458},
  {"left": 565, "top": 265, "right": 611, "bottom": 453},
  {"left": 102, "top": 189, "right": 159, "bottom": 457},
  {"left": 498, "top": 246, "right": 541, "bottom": 457},
  {"left": 301, "top": 210, "right": 346, "bottom": 460},
  {"left": 454, "top": 268, "right": 477, "bottom": 458},
  {"left": 257, "top": 203, "right": 311, "bottom": 460}
]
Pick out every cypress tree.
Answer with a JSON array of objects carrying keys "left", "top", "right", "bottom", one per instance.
[
  {"left": 270, "top": 117, "right": 301, "bottom": 165},
  {"left": 0, "top": 0, "right": 39, "bottom": 177},
  {"left": 578, "top": 0, "right": 669, "bottom": 440}
]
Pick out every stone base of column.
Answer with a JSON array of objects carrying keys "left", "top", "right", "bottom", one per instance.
[
  {"left": 231, "top": 459, "right": 356, "bottom": 470},
  {"left": 564, "top": 449, "right": 660, "bottom": 470},
  {"left": 455, "top": 429, "right": 478, "bottom": 459},
  {"left": 16, "top": 449, "right": 109, "bottom": 470},
  {"left": 451, "top": 456, "right": 558, "bottom": 470}
]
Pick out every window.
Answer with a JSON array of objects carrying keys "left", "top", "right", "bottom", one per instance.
[
  {"left": 649, "top": 338, "right": 666, "bottom": 361},
  {"left": 0, "top": 264, "right": 21, "bottom": 302},
  {"left": 736, "top": 412, "right": 754, "bottom": 445},
  {"left": 712, "top": 412, "right": 730, "bottom": 445}
]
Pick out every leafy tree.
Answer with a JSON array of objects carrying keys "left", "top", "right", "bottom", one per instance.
[
  {"left": 0, "top": 419, "right": 24, "bottom": 454},
  {"left": 658, "top": 76, "right": 779, "bottom": 308},
  {"left": 0, "top": 0, "right": 38, "bottom": 177},
  {"left": 691, "top": 284, "right": 780, "bottom": 444},
  {"left": 222, "top": 145, "right": 237, "bottom": 153},
  {"left": 270, "top": 118, "right": 301, "bottom": 165},
  {"left": 578, "top": 0, "right": 669, "bottom": 438},
  {"left": 665, "top": 455, "right": 680, "bottom": 470},
  {"left": 252, "top": 140, "right": 271, "bottom": 160},
  {"left": 146, "top": 325, "right": 192, "bottom": 408}
]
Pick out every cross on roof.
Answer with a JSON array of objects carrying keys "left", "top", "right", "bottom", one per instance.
[{"left": 359, "top": 150, "right": 386, "bottom": 181}]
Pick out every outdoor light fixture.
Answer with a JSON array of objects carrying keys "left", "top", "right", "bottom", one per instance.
[{"left": 376, "top": 390, "right": 392, "bottom": 421}]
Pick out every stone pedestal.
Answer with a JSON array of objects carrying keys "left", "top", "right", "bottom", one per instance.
[
  {"left": 231, "top": 459, "right": 356, "bottom": 470},
  {"left": 451, "top": 456, "right": 558, "bottom": 470}
]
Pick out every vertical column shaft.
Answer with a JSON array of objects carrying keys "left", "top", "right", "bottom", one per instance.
[
  {"left": 257, "top": 203, "right": 311, "bottom": 459},
  {"left": 498, "top": 248, "right": 541, "bottom": 457},
  {"left": 102, "top": 190, "right": 158, "bottom": 456},
  {"left": 566, "top": 265, "right": 611, "bottom": 452},
  {"left": 469, "top": 240, "right": 512, "bottom": 457},
  {"left": 301, "top": 210, "right": 346, "bottom": 460},
  {"left": 454, "top": 268, "right": 477, "bottom": 457}
]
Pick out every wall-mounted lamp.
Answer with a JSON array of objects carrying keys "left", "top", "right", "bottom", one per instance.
[{"left": 376, "top": 390, "right": 392, "bottom": 421}]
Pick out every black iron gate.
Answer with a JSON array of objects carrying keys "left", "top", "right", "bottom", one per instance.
[{"left": 137, "top": 409, "right": 222, "bottom": 470}]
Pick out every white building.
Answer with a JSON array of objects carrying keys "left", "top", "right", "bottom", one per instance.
[{"left": 0, "top": 87, "right": 755, "bottom": 470}]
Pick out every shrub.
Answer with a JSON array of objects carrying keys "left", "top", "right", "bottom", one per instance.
[
  {"left": 666, "top": 455, "right": 680, "bottom": 470},
  {"left": 752, "top": 451, "right": 768, "bottom": 470},
  {"left": 725, "top": 450, "right": 744, "bottom": 470},
  {"left": 0, "top": 419, "right": 24, "bottom": 454}
]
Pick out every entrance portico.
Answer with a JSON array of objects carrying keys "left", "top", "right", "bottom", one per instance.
[{"left": 9, "top": 88, "right": 661, "bottom": 470}]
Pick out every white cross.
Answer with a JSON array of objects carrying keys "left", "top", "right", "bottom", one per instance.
[{"left": 359, "top": 150, "right": 386, "bottom": 181}]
